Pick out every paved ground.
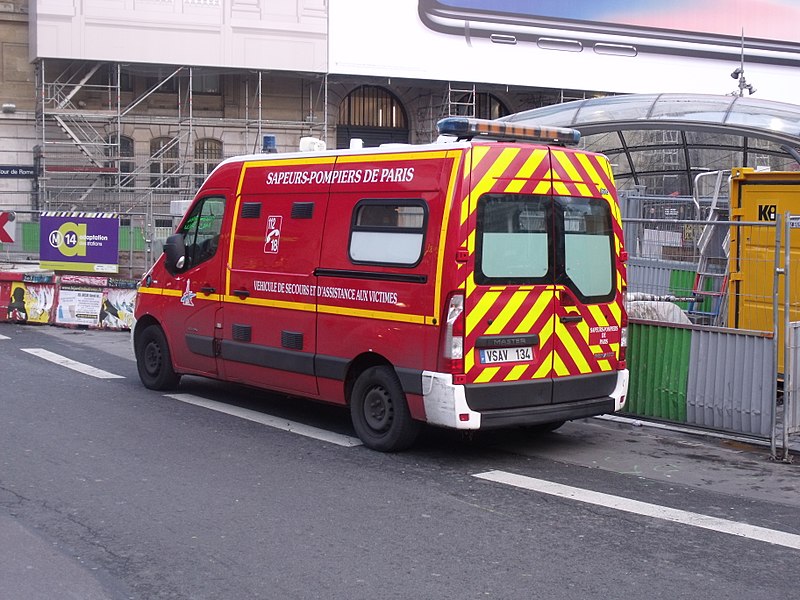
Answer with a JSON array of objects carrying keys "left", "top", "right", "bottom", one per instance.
[{"left": 2, "top": 324, "right": 799, "bottom": 598}]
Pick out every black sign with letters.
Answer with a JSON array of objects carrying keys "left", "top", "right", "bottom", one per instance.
[{"left": 0, "top": 165, "right": 36, "bottom": 178}]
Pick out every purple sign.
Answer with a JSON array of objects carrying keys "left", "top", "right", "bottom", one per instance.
[{"left": 39, "top": 212, "right": 120, "bottom": 273}]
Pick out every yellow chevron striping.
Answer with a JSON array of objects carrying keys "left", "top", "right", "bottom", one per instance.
[
  {"left": 505, "top": 364, "right": 529, "bottom": 381},
  {"left": 474, "top": 366, "right": 500, "bottom": 383},
  {"left": 515, "top": 291, "right": 554, "bottom": 332},
  {"left": 465, "top": 272, "right": 477, "bottom": 299},
  {"left": 464, "top": 148, "right": 521, "bottom": 221},
  {"left": 466, "top": 348, "right": 476, "bottom": 374},
  {"left": 485, "top": 290, "right": 529, "bottom": 335},
  {"left": 557, "top": 326, "right": 592, "bottom": 372},
  {"left": 588, "top": 304, "right": 610, "bottom": 327},
  {"left": 466, "top": 290, "right": 501, "bottom": 335},
  {"left": 553, "top": 181, "right": 571, "bottom": 196},
  {"left": 534, "top": 177, "right": 552, "bottom": 194},
  {"left": 504, "top": 148, "right": 548, "bottom": 193},
  {"left": 459, "top": 146, "right": 493, "bottom": 226},
  {"left": 606, "top": 301, "right": 622, "bottom": 323},
  {"left": 552, "top": 352, "right": 570, "bottom": 377},
  {"left": 553, "top": 151, "right": 585, "bottom": 183},
  {"left": 534, "top": 355, "right": 552, "bottom": 378}
]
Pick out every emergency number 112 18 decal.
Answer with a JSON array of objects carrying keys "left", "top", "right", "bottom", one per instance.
[{"left": 263, "top": 216, "right": 282, "bottom": 254}]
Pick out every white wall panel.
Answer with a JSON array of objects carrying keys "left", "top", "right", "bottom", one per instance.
[{"left": 31, "top": 0, "right": 326, "bottom": 72}]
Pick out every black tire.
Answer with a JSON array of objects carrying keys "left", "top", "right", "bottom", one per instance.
[
  {"left": 136, "top": 325, "right": 181, "bottom": 391},
  {"left": 526, "top": 420, "right": 566, "bottom": 434},
  {"left": 350, "top": 366, "right": 421, "bottom": 452}
]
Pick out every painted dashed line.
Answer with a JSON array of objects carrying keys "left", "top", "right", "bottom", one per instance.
[
  {"left": 0, "top": 334, "right": 9, "bottom": 340},
  {"left": 22, "top": 348, "right": 125, "bottom": 379},
  {"left": 164, "top": 393, "right": 362, "bottom": 448},
  {"left": 474, "top": 470, "right": 800, "bottom": 551}
]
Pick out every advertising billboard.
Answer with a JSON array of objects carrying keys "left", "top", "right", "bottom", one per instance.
[
  {"left": 39, "top": 213, "right": 120, "bottom": 274},
  {"left": 329, "top": 0, "right": 800, "bottom": 104}
]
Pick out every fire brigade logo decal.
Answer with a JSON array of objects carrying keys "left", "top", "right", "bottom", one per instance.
[
  {"left": 180, "top": 279, "right": 196, "bottom": 307},
  {"left": 264, "top": 216, "right": 282, "bottom": 254}
]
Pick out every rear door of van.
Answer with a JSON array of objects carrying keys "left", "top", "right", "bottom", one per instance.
[
  {"left": 548, "top": 148, "right": 625, "bottom": 403},
  {"left": 463, "top": 143, "right": 623, "bottom": 409}
]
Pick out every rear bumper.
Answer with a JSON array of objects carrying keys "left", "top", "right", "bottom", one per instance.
[{"left": 421, "top": 369, "right": 628, "bottom": 430}]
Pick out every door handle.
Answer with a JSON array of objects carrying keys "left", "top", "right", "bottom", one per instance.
[
  {"left": 200, "top": 286, "right": 216, "bottom": 295},
  {"left": 560, "top": 315, "right": 583, "bottom": 324},
  {"left": 233, "top": 289, "right": 250, "bottom": 299}
]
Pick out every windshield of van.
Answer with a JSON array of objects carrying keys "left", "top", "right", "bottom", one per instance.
[{"left": 476, "top": 194, "right": 615, "bottom": 302}]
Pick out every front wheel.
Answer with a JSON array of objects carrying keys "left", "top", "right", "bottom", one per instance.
[
  {"left": 350, "top": 366, "right": 421, "bottom": 452},
  {"left": 135, "top": 325, "right": 181, "bottom": 390}
]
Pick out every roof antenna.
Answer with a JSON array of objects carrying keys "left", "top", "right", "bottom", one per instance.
[{"left": 730, "top": 29, "right": 756, "bottom": 96}]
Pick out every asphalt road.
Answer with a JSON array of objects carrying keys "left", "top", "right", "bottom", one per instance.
[{"left": 1, "top": 322, "right": 799, "bottom": 600}]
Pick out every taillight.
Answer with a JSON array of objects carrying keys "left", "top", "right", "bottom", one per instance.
[
  {"left": 442, "top": 292, "right": 465, "bottom": 377},
  {"left": 619, "top": 285, "right": 628, "bottom": 369}
]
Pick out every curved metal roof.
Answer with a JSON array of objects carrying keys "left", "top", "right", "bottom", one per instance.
[{"left": 504, "top": 94, "right": 800, "bottom": 194}]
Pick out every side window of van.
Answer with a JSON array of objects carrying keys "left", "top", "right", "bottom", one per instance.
[
  {"left": 349, "top": 200, "right": 427, "bottom": 266},
  {"left": 180, "top": 195, "right": 225, "bottom": 269}
]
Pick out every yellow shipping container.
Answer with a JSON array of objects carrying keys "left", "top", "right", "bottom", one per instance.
[{"left": 729, "top": 167, "right": 800, "bottom": 373}]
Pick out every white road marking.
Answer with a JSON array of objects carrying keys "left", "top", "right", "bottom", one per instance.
[
  {"left": 0, "top": 334, "right": 9, "bottom": 340},
  {"left": 164, "top": 393, "right": 362, "bottom": 448},
  {"left": 474, "top": 470, "right": 800, "bottom": 551},
  {"left": 22, "top": 348, "right": 125, "bottom": 379}
]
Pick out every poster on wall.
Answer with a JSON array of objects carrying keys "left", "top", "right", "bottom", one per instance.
[
  {"left": 6, "top": 281, "right": 55, "bottom": 324},
  {"left": 99, "top": 288, "right": 136, "bottom": 330},
  {"left": 39, "top": 213, "right": 120, "bottom": 274},
  {"left": 55, "top": 286, "right": 104, "bottom": 326}
]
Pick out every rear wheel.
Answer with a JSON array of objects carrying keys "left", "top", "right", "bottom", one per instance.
[
  {"left": 136, "top": 325, "right": 181, "bottom": 390},
  {"left": 350, "top": 366, "right": 421, "bottom": 452}
]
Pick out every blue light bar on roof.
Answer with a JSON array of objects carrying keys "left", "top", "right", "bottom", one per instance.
[{"left": 437, "top": 117, "right": 581, "bottom": 145}]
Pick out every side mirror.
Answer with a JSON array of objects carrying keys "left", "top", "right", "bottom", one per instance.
[{"left": 163, "top": 233, "right": 187, "bottom": 275}]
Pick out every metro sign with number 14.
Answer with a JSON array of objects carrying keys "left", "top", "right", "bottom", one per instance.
[{"left": 0, "top": 211, "right": 16, "bottom": 243}]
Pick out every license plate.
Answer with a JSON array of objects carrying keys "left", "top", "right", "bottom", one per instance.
[{"left": 479, "top": 347, "right": 533, "bottom": 364}]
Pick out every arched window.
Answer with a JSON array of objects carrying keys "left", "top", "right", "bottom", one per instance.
[
  {"left": 452, "top": 92, "right": 510, "bottom": 120},
  {"left": 150, "top": 137, "right": 179, "bottom": 189},
  {"left": 337, "top": 86, "right": 409, "bottom": 148},
  {"left": 119, "top": 136, "right": 135, "bottom": 188},
  {"left": 105, "top": 134, "right": 135, "bottom": 188},
  {"left": 195, "top": 138, "right": 223, "bottom": 189}
]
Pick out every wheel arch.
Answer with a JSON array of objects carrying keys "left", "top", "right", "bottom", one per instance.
[
  {"left": 132, "top": 313, "right": 162, "bottom": 351},
  {"left": 344, "top": 352, "right": 393, "bottom": 406}
]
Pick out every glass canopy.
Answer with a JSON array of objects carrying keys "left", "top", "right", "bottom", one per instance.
[{"left": 504, "top": 94, "right": 800, "bottom": 195}]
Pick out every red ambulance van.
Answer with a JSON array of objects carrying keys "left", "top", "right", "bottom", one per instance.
[{"left": 133, "top": 117, "right": 629, "bottom": 451}]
